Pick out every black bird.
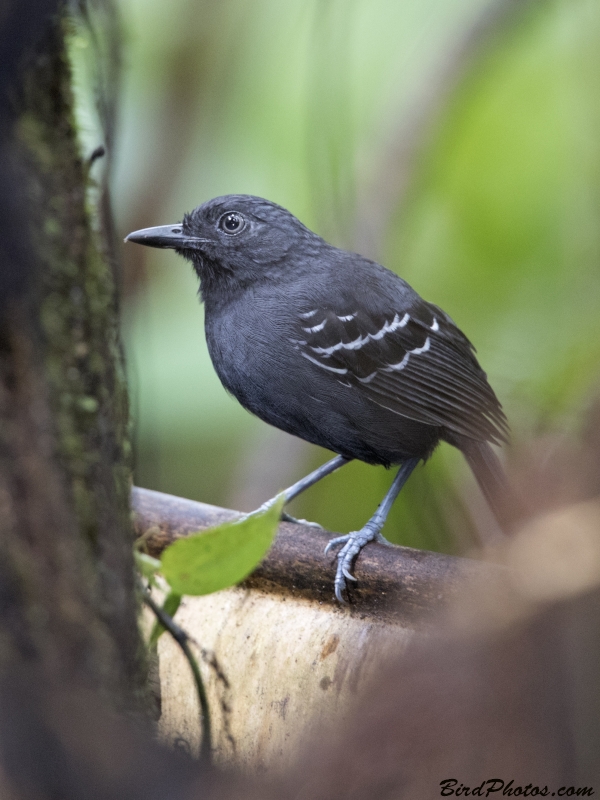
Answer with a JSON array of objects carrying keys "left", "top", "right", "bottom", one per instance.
[{"left": 126, "top": 195, "right": 509, "bottom": 602}]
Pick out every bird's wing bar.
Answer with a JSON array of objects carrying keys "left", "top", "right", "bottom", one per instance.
[{"left": 293, "top": 304, "right": 508, "bottom": 445}]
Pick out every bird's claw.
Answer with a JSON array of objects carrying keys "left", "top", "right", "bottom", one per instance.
[
  {"left": 325, "top": 526, "right": 379, "bottom": 603},
  {"left": 324, "top": 534, "right": 350, "bottom": 557}
]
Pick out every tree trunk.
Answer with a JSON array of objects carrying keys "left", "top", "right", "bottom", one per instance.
[{"left": 0, "top": 0, "right": 144, "bottom": 729}]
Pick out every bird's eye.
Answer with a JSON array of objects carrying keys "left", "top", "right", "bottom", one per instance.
[{"left": 219, "top": 212, "right": 245, "bottom": 235}]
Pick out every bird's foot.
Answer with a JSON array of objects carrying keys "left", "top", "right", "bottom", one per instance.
[
  {"left": 281, "top": 511, "right": 323, "bottom": 529},
  {"left": 324, "top": 525, "right": 385, "bottom": 603}
]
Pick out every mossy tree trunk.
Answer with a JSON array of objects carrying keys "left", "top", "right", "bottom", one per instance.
[{"left": 0, "top": 0, "right": 145, "bottom": 741}]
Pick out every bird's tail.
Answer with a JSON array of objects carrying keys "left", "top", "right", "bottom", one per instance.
[{"left": 459, "top": 438, "right": 519, "bottom": 533}]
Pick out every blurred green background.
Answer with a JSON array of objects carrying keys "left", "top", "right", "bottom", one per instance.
[{"left": 106, "top": 0, "right": 599, "bottom": 554}]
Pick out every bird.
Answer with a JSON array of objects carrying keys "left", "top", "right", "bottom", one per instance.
[{"left": 126, "top": 194, "right": 509, "bottom": 602}]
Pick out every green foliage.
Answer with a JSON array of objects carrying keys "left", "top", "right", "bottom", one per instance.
[{"left": 160, "top": 495, "right": 284, "bottom": 596}]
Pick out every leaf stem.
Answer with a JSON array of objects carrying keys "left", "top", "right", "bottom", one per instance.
[{"left": 142, "top": 589, "right": 212, "bottom": 762}]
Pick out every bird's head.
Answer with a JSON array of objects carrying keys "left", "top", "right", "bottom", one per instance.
[{"left": 125, "top": 194, "right": 322, "bottom": 296}]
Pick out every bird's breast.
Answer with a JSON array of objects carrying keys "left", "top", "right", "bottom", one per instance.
[{"left": 204, "top": 297, "right": 294, "bottom": 408}]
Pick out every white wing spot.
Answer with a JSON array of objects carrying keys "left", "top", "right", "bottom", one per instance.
[
  {"left": 384, "top": 352, "right": 410, "bottom": 373},
  {"left": 370, "top": 313, "right": 409, "bottom": 341},
  {"left": 411, "top": 338, "right": 431, "bottom": 355},
  {"left": 337, "top": 313, "right": 355, "bottom": 322},
  {"left": 431, "top": 318, "right": 439, "bottom": 332},
  {"left": 299, "top": 309, "right": 318, "bottom": 319},
  {"left": 302, "top": 319, "right": 327, "bottom": 334},
  {"left": 357, "top": 371, "right": 378, "bottom": 384},
  {"left": 383, "top": 337, "right": 430, "bottom": 373},
  {"left": 310, "top": 335, "right": 364, "bottom": 356},
  {"left": 301, "top": 351, "right": 348, "bottom": 375}
]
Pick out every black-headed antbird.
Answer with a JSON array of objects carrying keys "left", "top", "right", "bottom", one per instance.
[{"left": 126, "top": 195, "right": 509, "bottom": 602}]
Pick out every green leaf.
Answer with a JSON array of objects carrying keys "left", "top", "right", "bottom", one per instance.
[
  {"left": 160, "top": 494, "right": 285, "bottom": 596},
  {"left": 149, "top": 591, "right": 182, "bottom": 648},
  {"left": 134, "top": 551, "right": 161, "bottom": 579}
]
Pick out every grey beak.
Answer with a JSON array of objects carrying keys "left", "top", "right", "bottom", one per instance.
[{"left": 124, "top": 224, "right": 210, "bottom": 250}]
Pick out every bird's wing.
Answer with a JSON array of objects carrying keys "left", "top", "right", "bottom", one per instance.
[{"left": 292, "top": 302, "right": 508, "bottom": 445}]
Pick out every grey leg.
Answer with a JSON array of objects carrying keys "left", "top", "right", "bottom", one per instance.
[
  {"left": 325, "top": 457, "right": 420, "bottom": 603},
  {"left": 279, "top": 455, "right": 350, "bottom": 527},
  {"left": 283, "top": 454, "right": 350, "bottom": 503},
  {"left": 249, "top": 454, "right": 350, "bottom": 524}
]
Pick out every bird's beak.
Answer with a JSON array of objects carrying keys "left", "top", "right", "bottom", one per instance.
[{"left": 124, "top": 224, "right": 210, "bottom": 250}]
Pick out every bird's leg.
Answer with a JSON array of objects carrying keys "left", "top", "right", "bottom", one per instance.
[
  {"left": 283, "top": 454, "right": 349, "bottom": 501},
  {"left": 325, "top": 457, "right": 420, "bottom": 603},
  {"left": 251, "top": 455, "right": 350, "bottom": 526},
  {"left": 280, "top": 455, "right": 350, "bottom": 526}
]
